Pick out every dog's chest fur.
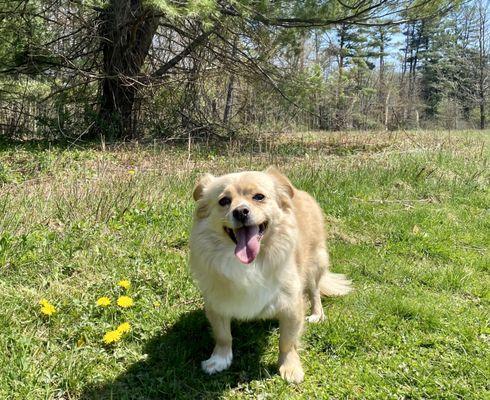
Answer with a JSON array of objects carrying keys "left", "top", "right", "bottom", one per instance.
[
  {"left": 193, "top": 252, "right": 284, "bottom": 319},
  {"left": 190, "top": 217, "right": 299, "bottom": 320}
]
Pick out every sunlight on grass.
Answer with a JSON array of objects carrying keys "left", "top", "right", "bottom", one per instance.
[{"left": 0, "top": 131, "right": 488, "bottom": 399}]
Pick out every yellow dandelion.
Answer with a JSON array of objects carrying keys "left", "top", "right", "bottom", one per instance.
[
  {"left": 117, "top": 296, "right": 134, "bottom": 308},
  {"left": 103, "top": 329, "right": 122, "bottom": 344},
  {"left": 153, "top": 301, "right": 161, "bottom": 307},
  {"left": 116, "top": 322, "right": 131, "bottom": 333},
  {"left": 128, "top": 169, "right": 135, "bottom": 175},
  {"left": 117, "top": 279, "right": 131, "bottom": 290},
  {"left": 96, "top": 296, "right": 111, "bottom": 307},
  {"left": 39, "top": 299, "right": 56, "bottom": 316}
]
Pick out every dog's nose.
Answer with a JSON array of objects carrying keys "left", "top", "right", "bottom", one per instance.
[{"left": 233, "top": 206, "right": 250, "bottom": 223}]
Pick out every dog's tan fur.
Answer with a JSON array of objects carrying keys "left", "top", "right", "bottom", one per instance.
[{"left": 189, "top": 167, "right": 351, "bottom": 383}]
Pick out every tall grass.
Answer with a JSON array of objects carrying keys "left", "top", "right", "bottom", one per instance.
[{"left": 0, "top": 131, "right": 488, "bottom": 399}]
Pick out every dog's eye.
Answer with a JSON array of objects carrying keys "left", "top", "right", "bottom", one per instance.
[
  {"left": 252, "top": 193, "right": 265, "bottom": 201},
  {"left": 218, "top": 197, "right": 231, "bottom": 206}
]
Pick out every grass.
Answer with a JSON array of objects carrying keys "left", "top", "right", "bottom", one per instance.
[{"left": 0, "top": 130, "right": 488, "bottom": 399}]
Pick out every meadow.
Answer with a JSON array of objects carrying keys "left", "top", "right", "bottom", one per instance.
[{"left": 0, "top": 130, "right": 488, "bottom": 399}]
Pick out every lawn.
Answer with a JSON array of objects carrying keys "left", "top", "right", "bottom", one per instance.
[{"left": 0, "top": 131, "right": 488, "bottom": 399}]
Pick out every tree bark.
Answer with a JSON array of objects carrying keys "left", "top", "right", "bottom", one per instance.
[
  {"left": 334, "top": 23, "right": 346, "bottom": 131},
  {"left": 477, "top": 0, "right": 487, "bottom": 130},
  {"left": 480, "top": 101, "right": 485, "bottom": 129},
  {"left": 378, "top": 29, "right": 387, "bottom": 129},
  {"left": 223, "top": 38, "right": 238, "bottom": 125},
  {"left": 93, "top": 0, "right": 159, "bottom": 141},
  {"left": 384, "top": 91, "right": 390, "bottom": 129}
]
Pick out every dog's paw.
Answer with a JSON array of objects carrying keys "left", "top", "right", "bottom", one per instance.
[
  {"left": 279, "top": 360, "right": 304, "bottom": 384},
  {"left": 279, "top": 351, "right": 304, "bottom": 383},
  {"left": 201, "top": 351, "right": 233, "bottom": 374},
  {"left": 306, "top": 312, "right": 325, "bottom": 323}
]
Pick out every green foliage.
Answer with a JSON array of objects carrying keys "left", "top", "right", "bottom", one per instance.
[
  {"left": 0, "top": 1, "right": 54, "bottom": 71},
  {"left": 146, "top": 0, "right": 220, "bottom": 21}
]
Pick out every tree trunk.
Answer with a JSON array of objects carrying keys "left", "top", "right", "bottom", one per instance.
[
  {"left": 223, "top": 38, "right": 238, "bottom": 125},
  {"left": 384, "top": 91, "right": 390, "bottom": 129},
  {"left": 378, "top": 29, "right": 387, "bottom": 129},
  {"left": 477, "top": 0, "right": 487, "bottom": 130},
  {"left": 93, "top": 1, "right": 159, "bottom": 141},
  {"left": 480, "top": 103, "right": 485, "bottom": 129},
  {"left": 223, "top": 75, "right": 236, "bottom": 125},
  {"left": 334, "top": 24, "right": 346, "bottom": 131}
]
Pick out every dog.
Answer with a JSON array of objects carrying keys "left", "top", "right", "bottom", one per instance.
[{"left": 189, "top": 167, "right": 352, "bottom": 383}]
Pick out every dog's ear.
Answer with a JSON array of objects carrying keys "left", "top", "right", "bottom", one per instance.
[
  {"left": 265, "top": 166, "right": 294, "bottom": 198},
  {"left": 193, "top": 174, "right": 215, "bottom": 219},
  {"left": 192, "top": 173, "right": 215, "bottom": 201},
  {"left": 265, "top": 166, "right": 294, "bottom": 209}
]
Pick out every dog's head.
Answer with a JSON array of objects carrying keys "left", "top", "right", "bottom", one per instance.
[{"left": 192, "top": 167, "right": 294, "bottom": 264}]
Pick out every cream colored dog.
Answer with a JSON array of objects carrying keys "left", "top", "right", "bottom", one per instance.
[{"left": 189, "top": 167, "right": 352, "bottom": 383}]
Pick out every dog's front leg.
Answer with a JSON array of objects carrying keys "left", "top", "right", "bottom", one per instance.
[
  {"left": 278, "top": 301, "right": 305, "bottom": 383},
  {"left": 201, "top": 307, "right": 233, "bottom": 374}
]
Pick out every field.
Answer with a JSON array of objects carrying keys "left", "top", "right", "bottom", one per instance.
[{"left": 0, "top": 130, "right": 488, "bottom": 399}]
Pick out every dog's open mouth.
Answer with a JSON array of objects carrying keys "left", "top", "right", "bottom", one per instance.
[{"left": 224, "top": 222, "right": 268, "bottom": 264}]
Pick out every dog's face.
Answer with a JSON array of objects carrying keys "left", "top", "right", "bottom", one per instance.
[{"left": 193, "top": 167, "right": 294, "bottom": 264}]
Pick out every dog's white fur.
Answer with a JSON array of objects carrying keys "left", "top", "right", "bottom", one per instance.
[{"left": 189, "top": 167, "right": 352, "bottom": 383}]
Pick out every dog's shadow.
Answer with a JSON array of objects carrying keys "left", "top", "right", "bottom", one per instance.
[{"left": 82, "top": 309, "right": 278, "bottom": 400}]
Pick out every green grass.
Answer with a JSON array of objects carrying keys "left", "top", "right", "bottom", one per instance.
[{"left": 0, "top": 131, "right": 488, "bottom": 399}]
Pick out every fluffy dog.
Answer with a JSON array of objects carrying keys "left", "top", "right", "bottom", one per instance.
[{"left": 189, "top": 167, "right": 352, "bottom": 383}]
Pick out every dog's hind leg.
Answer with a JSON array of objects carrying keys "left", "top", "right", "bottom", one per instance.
[
  {"left": 306, "top": 284, "right": 325, "bottom": 323},
  {"left": 201, "top": 307, "right": 233, "bottom": 374}
]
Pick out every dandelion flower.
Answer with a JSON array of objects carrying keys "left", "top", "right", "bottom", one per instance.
[
  {"left": 96, "top": 297, "right": 111, "bottom": 307},
  {"left": 128, "top": 169, "right": 135, "bottom": 175},
  {"left": 116, "top": 322, "right": 131, "bottom": 333},
  {"left": 103, "top": 329, "right": 122, "bottom": 344},
  {"left": 39, "top": 299, "right": 56, "bottom": 316},
  {"left": 153, "top": 301, "right": 161, "bottom": 307},
  {"left": 117, "top": 279, "right": 131, "bottom": 290},
  {"left": 117, "top": 296, "right": 134, "bottom": 308}
]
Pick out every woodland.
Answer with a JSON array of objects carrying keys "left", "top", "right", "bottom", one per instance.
[{"left": 0, "top": 1, "right": 488, "bottom": 141}]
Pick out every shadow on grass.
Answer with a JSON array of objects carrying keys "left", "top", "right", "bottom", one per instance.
[{"left": 82, "top": 309, "right": 278, "bottom": 400}]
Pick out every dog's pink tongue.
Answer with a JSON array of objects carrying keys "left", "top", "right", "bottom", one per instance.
[{"left": 234, "top": 225, "right": 260, "bottom": 264}]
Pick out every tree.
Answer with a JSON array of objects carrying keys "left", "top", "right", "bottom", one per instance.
[
  {"left": 77, "top": 0, "right": 469, "bottom": 138},
  {"left": 411, "top": 0, "right": 489, "bottom": 128},
  {"left": 475, "top": 0, "right": 489, "bottom": 129},
  {"left": 370, "top": 24, "right": 399, "bottom": 128},
  {"left": 95, "top": 1, "right": 160, "bottom": 140},
  {"left": 0, "top": 0, "right": 466, "bottom": 140}
]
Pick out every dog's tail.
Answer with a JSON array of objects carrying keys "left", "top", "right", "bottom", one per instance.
[{"left": 319, "top": 272, "right": 353, "bottom": 296}]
